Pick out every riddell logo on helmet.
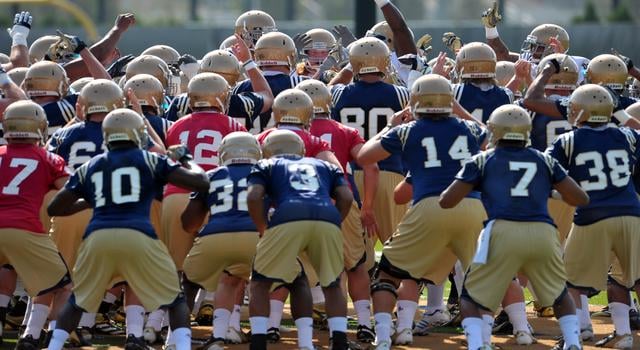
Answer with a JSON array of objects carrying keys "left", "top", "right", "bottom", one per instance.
[{"left": 359, "top": 67, "right": 380, "bottom": 74}]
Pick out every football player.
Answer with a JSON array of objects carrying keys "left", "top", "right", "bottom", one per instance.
[
  {"left": 2, "top": 11, "right": 32, "bottom": 71},
  {"left": 162, "top": 72, "right": 247, "bottom": 276},
  {"left": 165, "top": 34, "right": 273, "bottom": 132},
  {"left": 357, "top": 75, "right": 486, "bottom": 349},
  {"left": 329, "top": 36, "right": 410, "bottom": 250},
  {"left": 585, "top": 54, "right": 638, "bottom": 112},
  {"left": 0, "top": 101, "right": 72, "bottom": 350},
  {"left": 299, "top": 79, "right": 380, "bottom": 342},
  {"left": 247, "top": 129, "right": 353, "bottom": 350},
  {"left": 233, "top": 32, "right": 308, "bottom": 132},
  {"left": 234, "top": 10, "right": 277, "bottom": 49},
  {"left": 547, "top": 84, "right": 640, "bottom": 350},
  {"left": 181, "top": 132, "right": 262, "bottom": 350},
  {"left": 124, "top": 54, "right": 175, "bottom": 106},
  {"left": 440, "top": 104, "right": 588, "bottom": 350},
  {"left": 46, "top": 108, "right": 209, "bottom": 350}
]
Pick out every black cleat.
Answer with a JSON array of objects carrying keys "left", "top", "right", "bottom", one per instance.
[
  {"left": 492, "top": 310, "right": 513, "bottom": 335},
  {"left": 124, "top": 334, "right": 153, "bottom": 350},
  {"left": 15, "top": 335, "right": 40, "bottom": 350},
  {"left": 356, "top": 325, "right": 375, "bottom": 343},
  {"left": 266, "top": 327, "right": 280, "bottom": 343}
]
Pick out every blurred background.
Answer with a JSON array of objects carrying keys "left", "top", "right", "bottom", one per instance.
[{"left": 1, "top": 0, "right": 639, "bottom": 61}]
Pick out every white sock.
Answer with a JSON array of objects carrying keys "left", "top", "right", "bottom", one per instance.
[
  {"left": 125, "top": 305, "right": 145, "bottom": 338},
  {"left": 79, "top": 312, "right": 96, "bottom": 328},
  {"left": 47, "top": 329, "right": 70, "bottom": 350},
  {"left": 146, "top": 309, "right": 165, "bottom": 331},
  {"left": 327, "top": 316, "right": 347, "bottom": 333},
  {"left": 103, "top": 292, "right": 118, "bottom": 304},
  {"left": 453, "top": 261, "right": 465, "bottom": 297},
  {"left": 504, "top": 302, "right": 528, "bottom": 333},
  {"left": 426, "top": 284, "right": 445, "bottom": 313},
  {"left": 268, "top": 300, "right": 284, "bottom": 329},
  {"left": 373, "top": 312, "right": 392, "bottom": 343},
  {"left": 461, "top": 317, "right": 484, "bottom": 350},
  {"left": 558, "top": 314, "right": 580, "bottom": 348},
  {"left": 24, "top": 303, "right": 49, "bottom": 339},
  {"left": 311, "top": 285, "right": 325, "bottom": 305},
  {"left": 212, "top": 308, "right": 231, "bottom": 339},
  {"left": 250, "top": 316, "right": 268, "bottom": 335},
  {"left": 295, "top": 317, "right": 314, "bottom": 349},
  {"left": 172, "top": 327, "right": 192, "bottom": 350},
  {"left": 579, "top": 295, "right": 592, "bottom": 329},
  {"left": 229, "top": 305, "right": 242, "bottom": 331},
  {"left": 161, "top": 314, "right": 170, "bottom": 328},
  {"left": 48, "top": 320, "right": 57, "bottom": 331},
  {"left": 164, "top": 327, "right": 175, "bottom": 347},
  {"left": 396, "top": 300, "right": 418, "bottom": 330},
  {"left": 22, "top": 298, "right": 32, "bottom": 326},
  {"left": 0, "top": 294, "right": 10, "bottom": 307},
  {"left": 610, "top": 302, "right": 632, "bottom": 335},
  {"left": 481, "top": 314, "right": 494, "bottom": 345},
  {"left": 353, "top": 300, "right": 371, "bottom": 327}
]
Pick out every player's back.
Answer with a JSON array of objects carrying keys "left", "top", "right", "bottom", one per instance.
[
  {"left": 144, "top": 112, "right": 172, "bottom": 144},
  {"left": 384, "top": 118, "right": 482, "bottom": 202},
  {"left": 310, "top": 118, "right": 363, "bottom": 170},
  {"left": 257, "top": 126, "right": 329, "bottom": 158},
  {"left": 252, "top": 155, "right": 343, "bottom": 227},
  {"left": 48, "top": 121, "right": 106, "bottom": 170},
  {"left": 42, "top": 94, "right": 78, "bottom": 136},
  {"left": 71, "top": 148, "right": 174, "bottom": 238},
  {"left": 530, "top": 111, "right": 572, "bottom": 151},
  {"left": 473, "top": 147, "right": 562, "bottom": 224},
  {"left": 0, "top": 144, "right": 68, "bottom": 232},
  {"left": 199, "top": 164, "right": 256, "bottom": 235},
  {"left": 549, "top": 126, "right": 640, "bottom": 224},
  {"left": 453, "top": 83, "right": 512, "bottom": 123}
]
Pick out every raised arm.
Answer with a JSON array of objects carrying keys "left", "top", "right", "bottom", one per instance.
[
  {"left": 376, "top": 0, "right": 416, "bottom": 56},
  {"left": 481, "top": 2, "right": 519, "bottom": 62},
  {"left": 523, "top": 60, "right": 563, "bottom": 117},
  {"left": 231, "top": 33, "right": 274, "bottom": 114},
  {"left": 3, "top": 11, "right": 32, "bottom": 70}
]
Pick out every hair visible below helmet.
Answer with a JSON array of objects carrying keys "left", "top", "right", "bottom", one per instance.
[
  {"left": 102, "top": 109, "right": 148, "bottom": 148},
  {"left": 303, "top": 28, "right": 337, "bottom": 67},
  {"left": 568, "top": 84, "right": 614, "bottom": 125},
  {"left": 234, "top": 10, "right": 277, "bottom": 47},
  {"left": 7, "top": 67, "right": 28, "bottom": 87},
  {"left": 218, "top": 131, "right": 262, "bottom": 165},
  {"left": 262, "top": 129, "right": 305, "bottom": 158},
  {"left": 187, "top": 72, "right": 231, "bottom": 112},
  {"left": 456, "top": 42, "right": 497, "bottom": 79},
  {"left": 495, "top": 61, "right": 515, "bottom": 87},
  {"left": 141, "top": 45, "right": 180, "bottom": 65},
  {"left": 125, "top": 55, "right": 170, "bottom": 88},
  {"left": 23, "top": 61, "right": 69, "bottom": 98},
  {"left": 123, "top": 74, "right": 165, "bottom": 113},
  {"left": 272, "top": 89, "right": 313, "bottom": 126},
  {"left": 410, "top": 75, "right": 453, "bottom": 115},
  {"left": 366, "top": 21, "right": 394, "bottom": 51},
  {"left": 200, "top": 50, "right": 241, "bottom": 86},
  {"left": 78, "top": 79, "right": 125, "bottom": 118},
  {"left": 538, "top": 54, "right": 579, "bottom": 91},
  {"left": 487, "top": 105, "right": 532, "bottom": 145},
  {"left": 253, "top": 32, "right": 296, "bottom": 69},
  {"left": 2, "top": 100, "right": 48, "bottom": 141},
  {"left": 28, "top": 35, "right": 59, "bottom": 63},
  {"left": 521, "top": 24, "right": 570, "bottom": 62},
  {"left": 295, "top": 79, "right": 332, "bottom": 115},
  {"left": 587, "top": 54, "right": 628, "bottom": 91},
  {"left": 349, "top": 37, "right": 390, "bottom": 77}
]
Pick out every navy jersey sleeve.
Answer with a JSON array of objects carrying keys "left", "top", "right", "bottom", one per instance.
[
  {"left": 47, "top": 128, "right": 63, "bottom": 153},
  {"left": 146, "top": 152, "right": 180, "bottom": 183},
  {"left": 554, "top": 97, "right": 569, "bottom": 118},
  {"left": 455, "top": 156, "right": 482, "bottom": 185},
  {"left": 379, "top": 126, "right": 404, "bottom": 154},
  {"left": 547, "top": 155, "right": 568, "bottom": 184},
  {"left": 228, "top": 92, "right": 265, "bottom": 120},
  {"left": 545, "top": 134, "right": 570, "bottom": 169},
  {"left": 247, "top": 159, "right": 271, "bottom": 187},
  {"left": 328, "top": 163, "right": 347, "bottom": 190},
  {"left": 65, "top": 162, "right": 89, "bottom": 198},
  {"left": 405, "top": 172, "right": 412, "bottom": 185}
]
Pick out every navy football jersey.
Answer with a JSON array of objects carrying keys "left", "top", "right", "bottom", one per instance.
[
  {"left": 165, "top": 92, "right": 265, "bottom": 133},
  {"left": 248, "top": 155, "right": 346, "bottom": 228},
  {"left": 453, "top": 83, "right": 513, "bottom": 123},
  {"left": 66, "top": 148, "right": 179, "bottom": 238},
  {"left": 233, "top": 72, "right": 306, "bottom": 132},
  {"left": 457, "top": 147, "right": 567, "bottom": 224},
  {"left": 380, "top": 117, "right": 484, "bottom": 203},
  {"left": 547, "top": 126, "right": 640, "bottom": 225},
  {"left": 516, "top": 97, "right": 572, "bottom": 151},
  {"left": 331, "top": 80, "right": 409, "bottom": 173},
  {"left": 554, "top": 95, "right": 637, "bottom": 124},
  {"left": 144, "top": 112, "right": 172, "bottom": 145},
  {"left": 42, "top": 94, "right": 78, "bottom": 137},
  {"left": 48, "top": 121, "right": 107, "bottom": 170},
  {"left": 191, "top": 164, "right": 257, "bottom": 236}
]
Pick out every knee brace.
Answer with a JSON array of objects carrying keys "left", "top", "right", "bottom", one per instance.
[{"left": 370, "top": 279, "right": 398, "bottom": 298}]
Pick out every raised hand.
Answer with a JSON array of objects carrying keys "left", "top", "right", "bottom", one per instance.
[
  {"left": 481, "top": 1, "right": 502, "bottom": 28},
  {"left": 332, "top": 25, "right": 357, "bottom": 46}
]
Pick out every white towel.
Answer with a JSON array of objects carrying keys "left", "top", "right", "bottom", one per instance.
[{"left": 472, "top": 220, "right": 495, "bottom": 264}]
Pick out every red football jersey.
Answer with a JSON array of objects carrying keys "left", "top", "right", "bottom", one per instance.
[
  {"left": 0, "top": 144, "right": 70, "bottom": 233},
  {"left": 164, "top": 111, "right": 246, "bottom": 196},
  {"left": 256, "top": 126, "right": 331, "bottom": 157},
  {"left": 309, "top": 118, "right": 365, "bottom": 171}
]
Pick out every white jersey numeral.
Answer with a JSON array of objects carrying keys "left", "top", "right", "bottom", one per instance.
[
  {"left": 509, "top": 161, "right": 537, "bottom": 197},
  {"left": 1, "top": 158, "right": 38, "bottom": 195},
  {"left": 575, "top": 150, "right": 630, "bottom": 191},
  {"left": 209, "top": 177, "right": 248, "bottom": 215},
  {"left": 421, "top": 136, "right": 472, "bottom": 168},
  {"left": 90, "top": 167, "right": 141, "bottom": 207},
  {"left": 289, "top": 164, "right": 320, "bottom": 191},
  {"left": 179, "top": 129, "right": 223, "bottom": 166}
]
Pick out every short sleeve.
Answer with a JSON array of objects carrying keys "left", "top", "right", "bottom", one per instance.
[
  {"left": 247, "top": 159, "right": 270, "bottom": 187},
  {"left": 65, "top": 163, "right": 88, "bottom": 197},
  {"left": 380, "top": 127, "right": 403, "bottom": 154},
  {"left": 149, "top": 152, "right": 181, "bottom": 183},
  {"left": 455, "top": 157, "right": 482, "bottom": 185},
  {"left": 329, "top": 163, "right": 347, "bottom": 189},
  {"left": 545, "top": 136, "right": 569, "bottom": 169},
  {"left": 554, "top": 98, "right": 569, "bottom": 118},
  {"left": 46, "top": 152, "right": 71, "bottom": 182},
  {"left": 47, "top": 129, "right": 63, "bottom": 154},
  {"left": 549, "top": 156, "right": 568, "bottom": 184},
  {"left": 349, "top": 127, "right": 365, "bottom": 147},
  {"left": 229, "top": 92, "right": 265, "bottom": 121}
]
